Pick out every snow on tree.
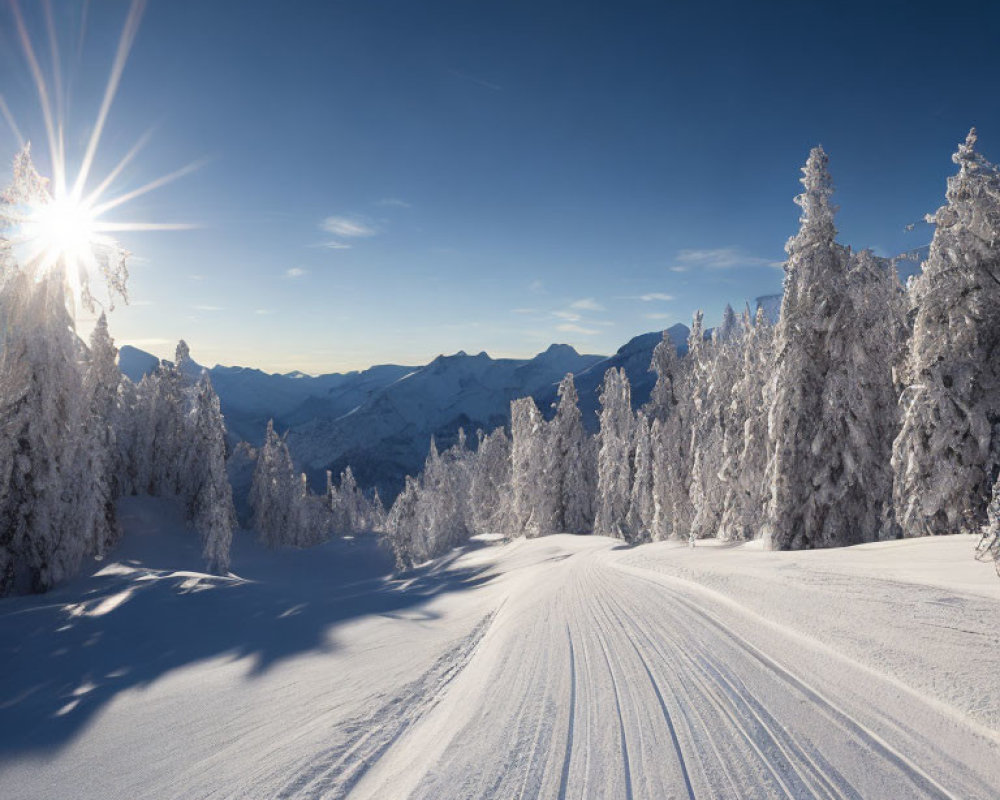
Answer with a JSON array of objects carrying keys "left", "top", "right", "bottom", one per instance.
[
  {"left": 626, "top": 412, "right": 655, "bottom": 540},
  {"left": 384, "top": 475, "right": 424, "bottom": 569},
  {"left": 766, "top": 146, "right": 887, "bottom": 550},
  {"left": 0, "top": 272, "right": 92, "bottom": 592},
  {"left": 327, "top": 465, "right": 380, "bottom": 534},
  {"left": 184, "top": 374, "right": 236, "bottom": 573},
  {"left": 892, "top": 129, "right": 1000, "bottom": 537},
  {"left": 594, "top": 367, "right": 635, "bottom": 541},
  {"left": 470, "top": 427, "right": 512, "bottom": 535},
  {"left": 646, "top": 328, "right": 680, "bottom": 423},
  {"left": 716, "top": 303, "right": 740, "bottom": 343},
  {"left": 511, "top": 397, "right": 553, "bottom": 536},
  {"left": 718, "top": 307, "right": 775, "bottom": 540},
  {"left": 251, "top": 420, "right": 308, "bottom": 547},
  {"left": 547, "top": 375, "right": 595, "bottom": 534},
  {"left": 79, "top": 312, "right": 123, "bottom": 558}
]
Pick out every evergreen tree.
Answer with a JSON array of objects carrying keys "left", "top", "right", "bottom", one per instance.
[
  {"left": 892, "top": 129, "right": 1000, "bottom": 536},
  {"left": 510, "top": 397, "right": 552, "bottom": 536},
  {"left": 470, "top": 427, "right": 512, "bottom": 535},
  {"left": 594, "top": 368, "right": 635, "bottom": 541},
  {"left": 547, "top": 375, "right": 594, "bottom": 533},
  {"left": 766, "top": 146, "right": 871, "bottom": 550},
  {"left": 626, "top": 412, "right": 655, "bottom": 539}
]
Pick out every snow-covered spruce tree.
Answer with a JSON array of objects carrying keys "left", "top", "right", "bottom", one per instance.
[
  {"left": 626, "top": 412, "right": 655, "bottom": 539},
  {"left": 547, "top": 375, "right": 595, "bottom": 534},
  {"left": 184, "top": 374, "right": 236, "bottom": 573},
  {"left": 766, "top": 146, "right": 884, "bottom": 550},
  {"left": 384, "top": 475, "right": 424, "bottom": 569},
  {"left": 469, "top": 427, "right": 512, "bottom": 535},
  {"left": 594, "top": 367, "right": 635, "bottom": 541},
  {"left": 327, "top": 466, "right": 379, "bottom": 534},
  {"left": 892, "top": 129, "right": 1000, "bottom": 537},
  {"left": 718, "top": 307, "right": 775, "bottom": 540},
  {"left": 250, "top": 420, "right": 315, "bottom": 547},
  {"left": 646, "top": 328, "right": 680, "bottom": 423},
  {"left": 0, "top": 272, "right": 91, "bottom": 592},
  {"left": 840, "top": 249, "right": 907, "bottom": 540},
  {"left": 79, "top": 312, "right": 124, "bottom": 558},
  {"left": 510, "top": 396, "right": 553, "bottom": 536}
]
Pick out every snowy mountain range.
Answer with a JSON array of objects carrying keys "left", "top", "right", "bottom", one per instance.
[{"left": 119, "top": 324, "right": 691, "bottom": 499}]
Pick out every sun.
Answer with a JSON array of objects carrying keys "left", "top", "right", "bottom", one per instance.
[
  {"left": 0, "top": 0, "right": 196, "bottom": 315},
  {"left": 22, "top": 189, "right": 102, "bottom": 272}
]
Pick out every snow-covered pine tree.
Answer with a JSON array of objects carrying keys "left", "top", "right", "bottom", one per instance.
[
  {"left": 250, "top": 420, "right": 303, "bottom": 547},
  {"left": 839, "top": 249, "right": 907, "bottom": 540},
  {"left": 510, "top": 397, "right": 552, "bottom": 536},
  {"left": 594, "top": 367, "right": 635, "bottom": 541},
  {"left": 384, "top": 475, "right": 423, "bottom": 569},
  {"left": 185, "top": 374, "right": 236, "bottom": 573},
  {"left": 646, "top": 328, "right": 680, "bottom": 423},
  {"left": 892, "top": 130, "right": 1000, "bottom": 537},
  {"left": 0, "top": 272, "right": 92, "bottom": 592},
  {"left": 626, "top": 412, "right": 655, "bottom": 539},
  {"left": 470, "top": 427, "right": 512, "bottom": 535},
  {"left": 766, "top": 146, "right": 875, "bottom": 550},
  {"left": 547, "top": 375, "right": 594, "bottom": 534},
  {"left": 79, "top": 312, "right": 123, "bottom": 558},
  {"left": 718, "top": 306, "right": 774, "bottom": 540}
]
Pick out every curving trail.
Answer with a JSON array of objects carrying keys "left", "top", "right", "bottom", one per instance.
[
  {"left": 3, "top": 521, "right": 999, "bottom": 800},
  {"left": 344, "top": 538, "right": 1000, "bottom": 800}
]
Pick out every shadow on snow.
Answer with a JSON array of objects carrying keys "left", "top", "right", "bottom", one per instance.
[{"left": 0, "top": 497, "right": 496, "bottom": 758}]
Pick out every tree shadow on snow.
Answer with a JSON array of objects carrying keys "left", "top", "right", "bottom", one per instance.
[{"left": 0, "top": 500, "right": 496, "bottom": 759}]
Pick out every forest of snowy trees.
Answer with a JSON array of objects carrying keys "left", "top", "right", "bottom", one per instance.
[
  {"left": 383, "top": 132, "right": 1000, "bottom": 576},
  {"left": 3, "top": 130, "right": 1000, "bottom": 595}
]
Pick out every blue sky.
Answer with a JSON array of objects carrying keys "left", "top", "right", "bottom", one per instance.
[{"left": 2, "top": 0, "right": 999, "bottom": 373}]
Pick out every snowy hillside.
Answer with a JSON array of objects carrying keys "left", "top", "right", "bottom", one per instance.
[{"left": 2, "top": 500, "right": 997, "bottom": 799}]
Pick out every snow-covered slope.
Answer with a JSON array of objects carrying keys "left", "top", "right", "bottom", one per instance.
[{"left": 2, "top": 502, "right": 997, "bottom": 799}]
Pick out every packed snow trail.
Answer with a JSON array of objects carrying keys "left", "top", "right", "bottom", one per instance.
[{"left": 1, "top": 504, "right": 998, "bottom": 799}]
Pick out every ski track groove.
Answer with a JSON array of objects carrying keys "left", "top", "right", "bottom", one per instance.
[
  {"left": 622, "top": 565, "right": 961, "bottom": 800},
  {"left": 556, "top": 622, "right": 576, "bottom": 800}
]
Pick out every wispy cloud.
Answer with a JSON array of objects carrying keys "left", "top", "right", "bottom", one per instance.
[
  {"left": 321, "top": 216, "right": 377, "bottom": 238},
  {"left": 193, "top": 305, "right": 224, "bottom": 312},
  {"left": 553, "top": 309, "right": 582, "bottom": 322},
  {"left": 511, "top": 307, "right": 539, "bottom": 314},
  {"left": 645, "top": 313, "right": 671, "bottom": 321},
  {"left": 320, "top": 241, "right": 352, "bottom": 250},
  {"left": 450, "top": 69, "right": 503, "bottom": 92},
  {"left": 377, "top": 197, "right": 411, "bottom": 209},
  {"left": 557, "top": 323, "right": 600, "bottom": 335},
  {"left": 254, "top": 308, "right": 274, "bottom": 315},
  {"left": 286, "top": 267, "right": 308, "bottom": 278},
  {"left": 569, "top": 298, "right": 604, "bottom": 312},
  {"left": 639, "top": 292, "right": 674, "bottom": 302},
  {"left": 528, "top": 279, "right": 546, "bottom": 294},
  {"left": 669, "top": 247, "right": 780, "bottom": 272}
]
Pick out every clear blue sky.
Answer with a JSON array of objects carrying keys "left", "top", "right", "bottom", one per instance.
[{"left": 2, "top": 0, "right": 998, "bottom": 373}]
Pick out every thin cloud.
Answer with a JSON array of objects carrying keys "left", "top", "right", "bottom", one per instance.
[
  {"left": 377, "top": 197, "right": 411, "bottom": 208},
  {"left": 553, "top": 310, "right": 582, "bottom": 322},
  {"left": 570, "top": 298, "right": 604, "bottom": 311},
  {"left": 557, "top": 323, "right": 600, "bottom": 335},
  {"left": 639, "top": 292, "right": 674, "bottom": 301},
  {"left": 670, "top": 247, "right": 780, "bottom": 271},
  {"left": 286, "top": 267, "right": 308, "bottom": 278},
  {"left": 511, "top": 307, "right": 540, "bottom": 314},
  {"left": 254, "top": 308, "right": 274, "bottom": 315},
  {"left": 645, "top": 313, "right": 671, "bottom": 321},
  {"left": 193, "top": 305, "right": 224, "bottom": 312},
  {"left": 321, "top": 215, "right": 377, "bottom": 238},
  {"left": 320, "top": 241, "right": 352, "bottom": 250},
  {"left": 528, "top": 279, "right": 546, "bottom": 294}
]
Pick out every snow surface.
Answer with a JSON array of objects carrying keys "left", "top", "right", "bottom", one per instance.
[{"left": 2, "top": 500, "right": 998, "bottom": 799}]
